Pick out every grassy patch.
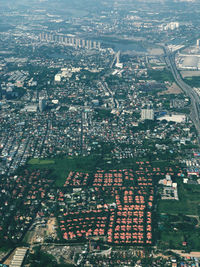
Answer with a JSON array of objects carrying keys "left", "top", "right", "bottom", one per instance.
[
  {"left": 0, "top": 246, "right": 11, "bottom": 252},
  {"left": 158, "top": 213, "right": 200, "bottom": 250},
  {"left": 160, "top": 230, "right": 183, "bottom": 249},
  {"left": 23, "top": 230, "right": 34, "bottom": 244},
  {"left": 184, "top": 76, "right": 200, "bottom": 87},
  {"left": 93, "top": 108, "right": 113, "bottom": 120},
  {"left": 148, "top": 69, "right": 174, "bottom": 83},
  {"left": 158, "top": 182, "right": 200, "bottom": 215},
  {"left": 158, "top": 181, "right": 200, "bottom": 250}
]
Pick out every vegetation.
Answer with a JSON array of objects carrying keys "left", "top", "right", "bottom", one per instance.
[
  {"left": 158, "top": 181, "right": 200, "bottom": 250},
  {"left": 184, "top": 76, "right": 200, "bottom": 87},
  {"left": 158, "top": 182, "right": 200, "bottom": 216},
  {"left": 27, "top": 153, "right": 184, "bottom": 187},
  {"left": 132, "top": 119, "right": 158, "bottom": 132},
  {"left": 171, "top": 107, "right": 191, "bottom": 114},
  {"left": 27, "top": 246, "right": 74, "bottom": 267},
  {"left": 93, "top": 108, "right": 113, "bottom": 120},
  {"left": 148, "top": 69, "right": 174, "bottom": 83},
  {"left": 158, "top": 213, "right": 200, "bottom": 250},
  {"left": 105, "top": 75, "right": 125, "bottom": 86},
  {"left": 28, "top": 155, "right": 103, "bottom": 187}
]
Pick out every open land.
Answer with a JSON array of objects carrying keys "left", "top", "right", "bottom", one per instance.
[
  {"left": 181, "top": 70, "right": 200, "bottom": 78},
  {"left": 158, "top": 82, "right": 182, "bottom": 95}
]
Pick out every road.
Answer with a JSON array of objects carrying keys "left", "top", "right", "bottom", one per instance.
[{"left": 164, "top": 47, "right": 200, "bottom": 144}]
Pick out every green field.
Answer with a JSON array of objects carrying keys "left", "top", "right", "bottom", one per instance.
[
  {"left": 158, "top": 182, "right": 200, "bottom": 250},
  {"left": 159, "top": 225, "right": 200, "bottom": 250},
  {"left": 148, "top": 69, "right": 174, "bottom": 83},
  {"left": 158, "top": 213, "right": 200, "bottom": 250},
  {"left": 159, "top": 230, "right": 183, "bottom": 249},
  {"left": 158, "top": 182, "right": 200, "bottom": 216},
  {"left": 184, "top": 76, "right": 200, "bottom": 87}
]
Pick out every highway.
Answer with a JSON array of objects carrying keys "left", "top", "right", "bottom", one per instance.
[{"left": 164, "top": 48, "right": 200, "bottom": 144}]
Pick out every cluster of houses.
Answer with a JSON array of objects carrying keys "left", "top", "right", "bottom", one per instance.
[{"left": 56, "top": 162, "right": 184, "bottom": 246}]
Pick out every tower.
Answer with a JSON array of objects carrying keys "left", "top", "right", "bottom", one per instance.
[
  {"left": 89, "top": 40, "right": 92, "bottom": 49},
  {"left": 97, "top": 42, "right": 101, "bottom": 50},
  {"left": 82, "top": 39, "right": 85, "bottom": 48},
  {"left": 39, "top": 98, "right": 46, "bottom": 112},
  {"left": 86, "top": 40, "right": 89, "bottom": 49}
]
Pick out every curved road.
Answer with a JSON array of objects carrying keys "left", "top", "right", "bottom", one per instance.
[{"left": 164, "top": 48, "right": 200, "bottom": 144}]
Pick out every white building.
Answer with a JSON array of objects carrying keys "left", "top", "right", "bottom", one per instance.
[
  {"left": 163, "top": 22, "right": 179, "bottom": 31},
  {"left": 141, "top": 109, "right": 154, "bottom": 120},
  {"left": 54, "top": 74, "right": 61, "bottom": 82},
  {"left": 23, "top": 104, "right": 38, "bottom": 112},
  {"left": 10, "top": 247, "right": 28, "bottom": 267}
]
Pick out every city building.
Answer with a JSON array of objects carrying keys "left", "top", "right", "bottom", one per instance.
[
  {"left": 141, "top": 109, "right": 154, "bottom": 120},
  {"left": 10, "top": 247, "right": 28, "bottom": 267},
  {"left": 23, "top": 104, "right": 38, "bottom": 112},
  {"left": 54, "top": 74, "right": 61, "bottom": 82},
  {"left": 39, "top": 98, "right": 46, "bottom": 112}
]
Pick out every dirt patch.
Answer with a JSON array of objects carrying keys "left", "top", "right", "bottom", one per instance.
[
  {"left": 154, "top": 253, "right": 170, "bottom": 259},
  {"left": 23, "top": 217, "right": 58, "bottom": 245},
  {"left": 158, "top": 82, "right": 182, "bottom": 95},
  {"left": 47, "top": 218, "right": 56, "bottom": 234},
  {"left": 30, "top": 226, "right": 46, "bottom": 244}
]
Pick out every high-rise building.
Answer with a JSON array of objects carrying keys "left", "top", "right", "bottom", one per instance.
[
  {"left": 39, "top": 98, "right": 46, "bottom": 112},
  {"left": 97, "top": 42, "right": 101, "bottom": 50},
  {"left": 86, "top": 40, "right": 89, "bottom": 49},
  {"left": 82, "top": 39, "right": 85, "bottom": 48},
  {"left": 141, "top": 109, "right": 154, "bottom": 120},
  {"left": 75, "top": 38, "right": 78, "bottom": 48},
  {"left": 89, "top": 40, "right": 92, "bottom": 49}
]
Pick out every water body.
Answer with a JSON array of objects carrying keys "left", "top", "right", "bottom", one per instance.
[
  {"left": 103, "top": 41, "right": 147, "bottom": 53},
  {"left": 93, "top": 36, "right": 147, "bottom": 53}
]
